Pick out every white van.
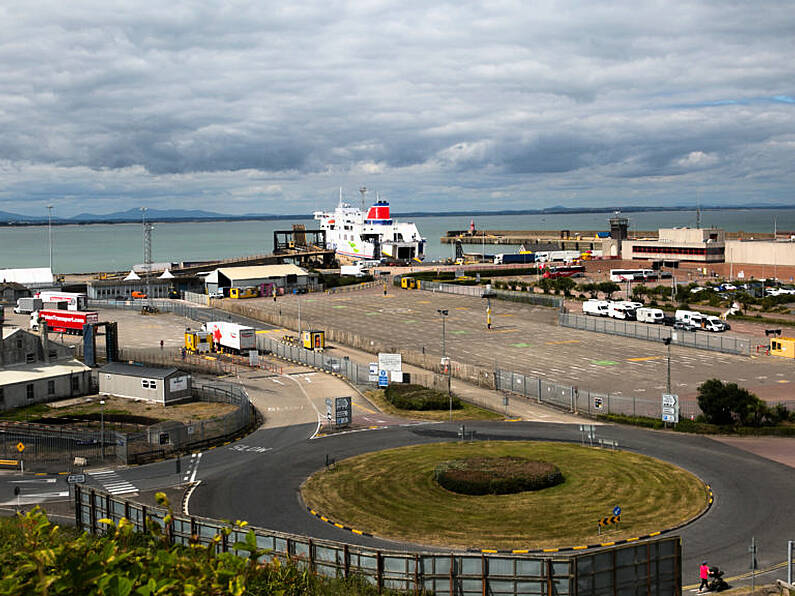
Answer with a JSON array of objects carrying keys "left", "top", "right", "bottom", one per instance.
[
  {"left": 583, "top": 299, "right": 609, "bottom": 317},
  {"left": 702, "top": 315, "right": 727, "bottom": 332},
  {"left": 636, "top": 307, "right": 664, "bottom": 324}
]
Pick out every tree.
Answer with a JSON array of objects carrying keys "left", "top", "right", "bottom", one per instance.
[
  {"left": 697, "top": 379, "right": 766, "bottom": 426},
  {"left": 553, "top": 277, "right": 576, "bottom": 296},
  {"left": 632, "top": 284, "right": 649, "bottom": 299},
  {"left": 597, "top": 281, "right": 620, "bottom": 299},
  {"left": 578, "top": 282, "right": 597, "bottom": 299}
]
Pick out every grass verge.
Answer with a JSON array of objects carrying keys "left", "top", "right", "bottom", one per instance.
[
  {"left": 302, "top": 441, "right": 708, "bottom": 549},
  {"left": 599, "top": 413, "right": 795, "bottom": 436},
  {"left": 364, "top": 389, "right": 504, "bottom": 421}
]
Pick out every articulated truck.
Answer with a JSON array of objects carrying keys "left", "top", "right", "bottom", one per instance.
[{"left": 203, "top": 321, "right": 256, "bottom": 353}]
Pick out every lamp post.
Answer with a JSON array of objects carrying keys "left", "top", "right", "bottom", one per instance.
[
  {"left": 47, "top": 205, "right": 54, "bottom": 275},
  {"left": 663, "top": 337, "right": 672, "bottom": 394},
  {"left": 99, "top": 399, "right": 105, "bottom": 461},
  {"left": 437, "top": 309, "right": 451, "bottom": 420}
]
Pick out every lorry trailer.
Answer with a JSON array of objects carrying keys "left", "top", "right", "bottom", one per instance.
[
  {"left": 203, "top": 321, "right": 256, "bottom": 353},
  {"left": 493, "top": 253, "right": 536, "bottom": 265},
  {"left": 34, "top": 291, "right": 87, "bottom": 311},
  {"left": 30, "top": 310, "right": 98, "bottom": 335}
]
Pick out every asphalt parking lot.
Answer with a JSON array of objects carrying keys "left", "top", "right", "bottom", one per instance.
[{"left": 251, "top": 287, "right": 795, "bottom": 402}]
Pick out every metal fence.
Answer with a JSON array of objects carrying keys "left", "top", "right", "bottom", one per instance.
[
  {"left": 413, "top": 280, "right": 563, "bottom": 308},
  {"left": 0, "top": 382, "right": 254, "bottom": 468},
  {"left": 75, "top": 486, "right": 681, "bottom": 595},
  {"left": 495, "top": 369, "right": 704, "bottom": 421},
  {"left": 559, "top": 312, "right": 752, "bottom": 356}
]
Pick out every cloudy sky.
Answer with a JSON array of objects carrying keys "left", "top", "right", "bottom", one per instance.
[{"left": 1, "top": 1, "right": 794, "bottom": 217}]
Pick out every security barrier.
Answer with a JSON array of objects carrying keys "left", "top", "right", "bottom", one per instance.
[
  {"left": 75, "top": 486, "right": 682, "bottom": 595},
  {"left": 559, "top": 312, "right": 751, "bottom": 356}
]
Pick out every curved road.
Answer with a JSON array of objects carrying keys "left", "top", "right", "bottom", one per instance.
[{"left": 188, "top": 417, "right": 795, "bottom": 586}]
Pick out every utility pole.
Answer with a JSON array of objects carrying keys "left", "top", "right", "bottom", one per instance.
[
  {"left": 663, "top": 337, "right": 672, "bottom": 393},
  {"left": 141, "top": 208, "right": 153, "bottom": 309},
  {"left": 100, "top": 399, "right": 105, "bottom": 462}
]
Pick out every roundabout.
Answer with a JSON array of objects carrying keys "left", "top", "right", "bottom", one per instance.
[{"left": 301, "top": 441, "right": 709, "bottom": 550}]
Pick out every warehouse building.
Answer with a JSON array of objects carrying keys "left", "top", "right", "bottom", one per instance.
[
  {"left": 725, "top": 238, "right": 795, "bottom": 268},
  {"left": 204, "top": 264, "right": 319, "bottom": 296},
  {"left": 0, "top": 267, "right": 54, "bottom": 289},
  {"left": 622, "top": 228, "right": 725, "bottom": 263},
  {"left": 0, "top": 327, "right": 91, "bottom": 411},
  {"left": 85, "top": 275, "right": 202, "bottom": 300},
  {"left": 98, "top": 362, "right": 192, "bottom": 405}
]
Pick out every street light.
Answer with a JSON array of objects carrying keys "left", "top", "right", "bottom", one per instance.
[
  {"left": 662, "top": 338, "right": 672, "bottom": 394},
  {"left": 437, "top": 309, "right": 451, "bottom": 420},
  {"left": 99, "top": 399, "right": 105, "bottom": 461},
  {"left": 482, "top": 286, "right": 496, "bottom": 330}
]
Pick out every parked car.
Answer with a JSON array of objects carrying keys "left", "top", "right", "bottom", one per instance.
[
  {"left": 673, "top": 321, "right": 698, "bottom": 331},
  {"left": 131, "top": 291, "right": 147, "bottom": 299}
]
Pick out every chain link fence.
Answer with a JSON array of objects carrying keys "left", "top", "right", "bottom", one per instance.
[
  {"left": 559, "top": 312, "right": 752, "bottom": 356},
  {"left": 76, "top": 486, "right": 681, "bottom": 595}
]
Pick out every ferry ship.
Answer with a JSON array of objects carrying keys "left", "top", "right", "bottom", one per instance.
[{"left": 313, "top": 188, "right": 426, "bottom": 262}]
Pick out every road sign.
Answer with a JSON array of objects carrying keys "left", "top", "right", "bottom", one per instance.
[
  {"left": 16, "top": 442, "right": 25, "bottom": 453},
  {"left": 335, "top": 396, "right": 352, "bottom": 426},
  {"left": 325, "top": 398, "right": 332, "bottom": 421},
  {"left": 378, "top": 370, "right": 389, "bottom": 388},
  {"left": 67, "top": 474, "right": 86, "bottom": 484},
  {"left": 661, "top": 393, "right": 679, "bottom": 423},
  {"left": 593, "top": 396, "right": 604, "bottom": 410},
  {"left": 613, "top": 506, "right": 622, "bottom": 516},
  {"left": 368, "top": 362, "right": 378, "bottom": 382}
]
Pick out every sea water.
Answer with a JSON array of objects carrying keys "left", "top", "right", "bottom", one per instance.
[{"left": 1, "top": 209, "right": 793, "bottom": 273}]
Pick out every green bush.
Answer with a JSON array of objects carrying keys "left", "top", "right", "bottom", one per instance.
[
  {"left": 0, "top": 499, "right": 404, "bottom": 596},
  {"left": 384, "top": 384, "right": 461, "bottom": 411},
  {"left": 434, "top": 457, "right": 564, "bottom": 495}
]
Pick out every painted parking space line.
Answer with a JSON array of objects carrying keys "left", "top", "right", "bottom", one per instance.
[
  {"left": 545, "top": 340, "right": 581, "bottom": 345},
  {"left": 777, "top": 380, "right": 790, "bottom": 384},
  {"left": 451, "top": 330, "right": 468, "bottom": 335},
  {"left": 592, "top": 360, "right": 618, "bottom": 366},
  {"left": 418, "top": 300, "right": 431, "bottom": 304},
  {"left": 454, "top": 307, "right": 469, "bottom": 310},
  {"left": 510, "top": 343, "right": 533, "bottom": 348},
  {"left": 332, "top": 305, "right": 347, "bottom": 309},
  {"left": 627, "top": 356, "right": 661, "bottom": 362}
]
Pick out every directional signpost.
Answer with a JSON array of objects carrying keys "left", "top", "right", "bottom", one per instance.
[
  {"left": 67, "top": 474, "right": 86, "bottom": 484},
  {"left": 368, "top": 363, "right": 378, "bottom": 383},
  {"left": 335, "top": 396, "right": 352, "bottom": 427},
  {"left": 661, "top": 393, "right": 679, "bottom": 424},
  {"left": 325, "top": 398, "right": 333, "bottom": 421}
]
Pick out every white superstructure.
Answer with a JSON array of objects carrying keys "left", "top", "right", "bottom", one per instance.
[{"left": 313, "top": 188, "right": 426, "bottom": 262}]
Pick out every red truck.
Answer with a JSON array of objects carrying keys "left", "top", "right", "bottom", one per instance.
[{"left": 30, "top": 310, "right": 99, "bottom": 335}]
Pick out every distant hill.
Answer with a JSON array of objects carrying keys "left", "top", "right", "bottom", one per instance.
[{"left": 69, "top": 208, "right": 232, "bottom": 221}]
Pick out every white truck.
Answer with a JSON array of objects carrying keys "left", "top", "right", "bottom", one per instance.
[
  {"left": 34, "top": 291, "right": 87, "bottom": 311},
  {"left": 583, "top": 299, "right": 609, "bottom": 316},
  {"left": 701, "top": 315, "right": 728, "bottom": 332},
  {"left": 635, "top": 307, "right": 664, "bottom": 324},
  {"left": 203, "top": 321, "right": 256, "bottom": 353},
  {"left": 675, "top": 309, "right": 703, "bottom": 327},
  {"left": 14, "top": 297, "right": 43, "bottom": 314}
]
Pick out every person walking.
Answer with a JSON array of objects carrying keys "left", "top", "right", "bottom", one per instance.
[{"left": 698, "top": 561, "right": 710, "bottom": 592}]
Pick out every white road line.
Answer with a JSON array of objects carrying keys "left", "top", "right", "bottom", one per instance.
[
  {"left": 189, "top": 452, "right": 202, "bottom": 483},
  {"left": 10, "top": 479, "right": 56, "bottom": 484},
  {"left": 272, "top": 379, "right": 284, "bottom": 385},
  {"left": 89, "top": 469, "right": 138, "bottom": 495}
]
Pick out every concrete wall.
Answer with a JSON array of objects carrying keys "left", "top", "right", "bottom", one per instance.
[
  {"left": 659, "top": 227, "right": 725, "bottom": 243},
  {"left": 0, "top": 370, "right": 91, "bottom": 411}
]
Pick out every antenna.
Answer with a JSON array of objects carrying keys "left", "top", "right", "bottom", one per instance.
[{"left": 359, "top": 186, "right": 368, "bottom": 210}]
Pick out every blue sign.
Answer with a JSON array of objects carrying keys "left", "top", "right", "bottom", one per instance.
[
  {"left": 613, "top": 506, "right": 622, "bottom": 516},
  {"left": 378, "top": 370, "right": 389, "bottom": 387}
]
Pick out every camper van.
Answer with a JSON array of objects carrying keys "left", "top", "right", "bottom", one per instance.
[
  {"left": 582, "top": 300, "right": 609, "bottom": 317},
  {"left": 636, "top": 307, "right": 664, "bottom": 324},
  {"left": 675, "top": 310, "right": 704, "bottom": 327},
  {"left": 607, "top": 301, "right": 636, "bottom": 320}
]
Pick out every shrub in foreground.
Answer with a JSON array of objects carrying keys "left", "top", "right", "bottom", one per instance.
[
  {"left": 434, "top": 457, "right": 564, "bottom": 495},
  {"left": 0, "top": 497, "right": 406, "bottom": 596},
  {"left": 385, "top": 383, "right": 462, "bottom": 411}
]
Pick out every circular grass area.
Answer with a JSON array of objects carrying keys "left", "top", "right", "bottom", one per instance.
[
  {"left": 434, "top": 457, "right": 564, "bottom": 495},
  {"left": 301, "top": 441, "right": 709, "bottom": 549}
]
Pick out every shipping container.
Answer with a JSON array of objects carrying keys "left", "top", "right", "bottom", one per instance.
[
  {"left": 14, "top": 297, "right": 43, "bottom": 314},
  {"left": 34, "top": 291, "right": 87, "bottom": 311}
]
